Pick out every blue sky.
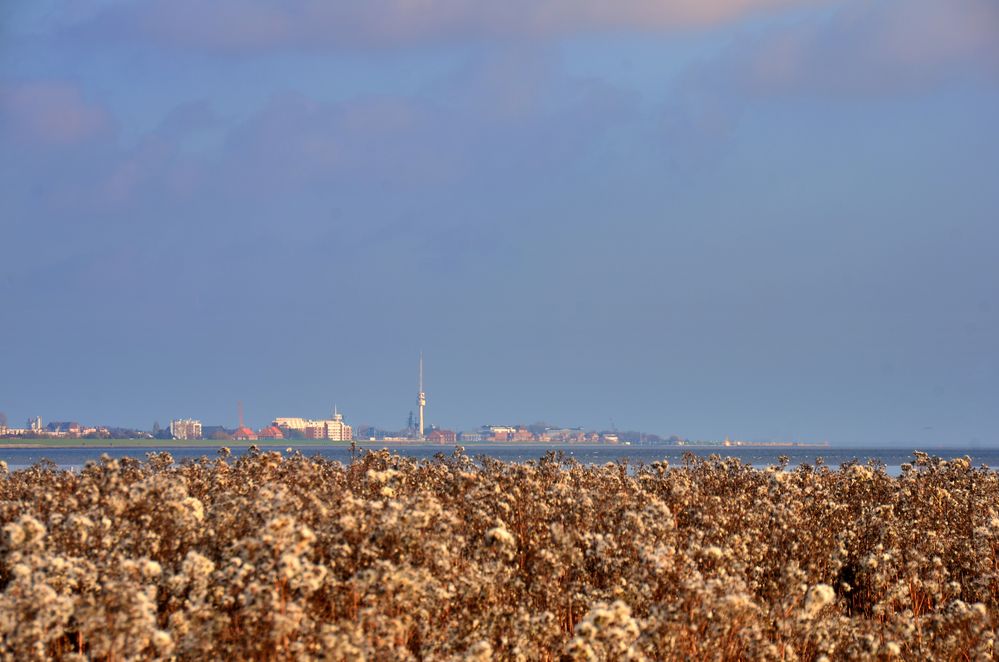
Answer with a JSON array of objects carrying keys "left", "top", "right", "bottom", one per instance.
[{"left": 1, "top": 0, "right": 997, "bottom": 444}]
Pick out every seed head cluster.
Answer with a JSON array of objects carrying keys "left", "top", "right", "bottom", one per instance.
[{"left": 0, "top": 448, "right": 997, "bottom": 659}]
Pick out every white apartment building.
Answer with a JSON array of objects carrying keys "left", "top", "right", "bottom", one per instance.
[
  {"left": 273, "top": 411, "right": 352, "bottom": 441},
  {"left": 170, "top": 419, "right": 203, "bottom": 440}
]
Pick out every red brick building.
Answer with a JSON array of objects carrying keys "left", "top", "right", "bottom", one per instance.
[
  {"left": 233, "top": 426, "right": 258, "bottom": 441},
  {"left": 427, "top": 429, "right": 457, "bottom": 444},
  {"left": 257, "top": 425, "right": 285, "bottom": 440},
  {"left": 511, "top": 427, "right": 535, "bottom": 442}
]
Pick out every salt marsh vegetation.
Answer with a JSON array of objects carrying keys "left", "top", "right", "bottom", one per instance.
[{"left": 1, "top": 448, "right": 996, "bottom": 660}]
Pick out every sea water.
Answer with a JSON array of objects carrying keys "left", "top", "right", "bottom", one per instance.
[{"left": 1, "top": 443, "right": 997, "bottom": 475}]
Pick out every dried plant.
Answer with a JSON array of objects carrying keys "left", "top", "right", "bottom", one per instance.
[{"left": 1, "top": 448, "right": 996, "bottom": 660}]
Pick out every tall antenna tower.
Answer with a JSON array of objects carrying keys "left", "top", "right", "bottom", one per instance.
[
  {"left": 238, "top": 400, "right": 244, "bottom": 429},
  {"left": 417, "top": 353, "right": 426, "bottom": 440}
]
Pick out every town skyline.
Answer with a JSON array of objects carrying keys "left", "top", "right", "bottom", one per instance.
[
  {"left": 0, "top": 344, "right": 983, "bottom": 446},
  {"left": 2, "top": 408, "right": 823, "bottom": 448},
  {"left": 0, "top": 404, "right": 681, "bottom": 444},
  {"left": 0, "top": 353, "right": 812, "bottom": 444},
  {"left": 0, "top": 352, "right": 783, "bottom": 446}
]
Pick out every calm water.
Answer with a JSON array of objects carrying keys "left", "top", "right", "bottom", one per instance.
[{"left": 1, "top": 443, "right": 997, "bottom": 475}]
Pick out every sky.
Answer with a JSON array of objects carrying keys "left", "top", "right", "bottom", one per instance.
[{"left": 1, "top": 0, "right": 997, "bottom": 445}]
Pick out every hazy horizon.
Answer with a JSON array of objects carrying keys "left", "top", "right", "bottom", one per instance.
[{"left": 2, "top": 1, "right": 997, "bottom": 446}]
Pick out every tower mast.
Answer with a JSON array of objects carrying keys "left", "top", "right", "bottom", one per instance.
[{"left": 417, "top": 353, "right": 426, "bottom": 440}]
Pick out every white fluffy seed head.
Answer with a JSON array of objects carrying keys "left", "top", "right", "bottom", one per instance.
[{"left": 802, "top": 584, "right": 836, "bottom": 619}]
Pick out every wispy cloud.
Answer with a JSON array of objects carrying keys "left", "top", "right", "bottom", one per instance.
[
  {"left": 1, "top": 44, "right": 637, "bottom": 238},
  {"left": 0, "top": 80, "right": 111, "bottom": 145},
  {"left": 78, "top": 0, "right": 830, "bottom": 51},
  {"left": 655, "top": 0, "right": 999, "bottom": 173},
  {"left": 737, "top": 0, "right": 999, "bottom": 96}
]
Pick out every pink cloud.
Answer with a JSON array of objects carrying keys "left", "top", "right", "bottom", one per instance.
[
  {"left": 0, "top": 81, "right": 110, "bottom": 145},
  {"left": 655, "top": 0, "right": 998, "bottom": 175},
  {"left": 876, "top": 0, "right": 999, "bottom": 70},
  {"left": 739, "top": 0, "right": 999, "bottom": 96},
  {"left": 84, "top": 0, "right": 830, "bottom": 51}
]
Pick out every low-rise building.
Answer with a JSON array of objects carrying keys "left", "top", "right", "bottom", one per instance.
[
  {"left": 201, "top": 425, "right": 230, "bottom": 440},
  {"left": 539, "top": 427, "right": 586, "bottom": 443},
  {"left": 427, "top": 429, "right": 456, "bottom": 444},
  {"left": 511, "top": 427, "right": 535, "bottom": 442},
  {"left": 47, "top": 421, "right": 82, "bottom": 436},
  {"left": 233, "top": 426, "right": 258, "bottom": 441},
  {"left": 482, "top": 425, "right": 516, "bottom": 441},
  {"left": 257, "top": 425, "right": 284, "bottom": 440},
  {"left": 480, "top": 425, "right": 535, "bottom": 442}
]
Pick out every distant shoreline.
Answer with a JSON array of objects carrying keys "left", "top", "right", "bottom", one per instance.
[{"left": 0, "top": 438, "right": 832, "bottom": 450}]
